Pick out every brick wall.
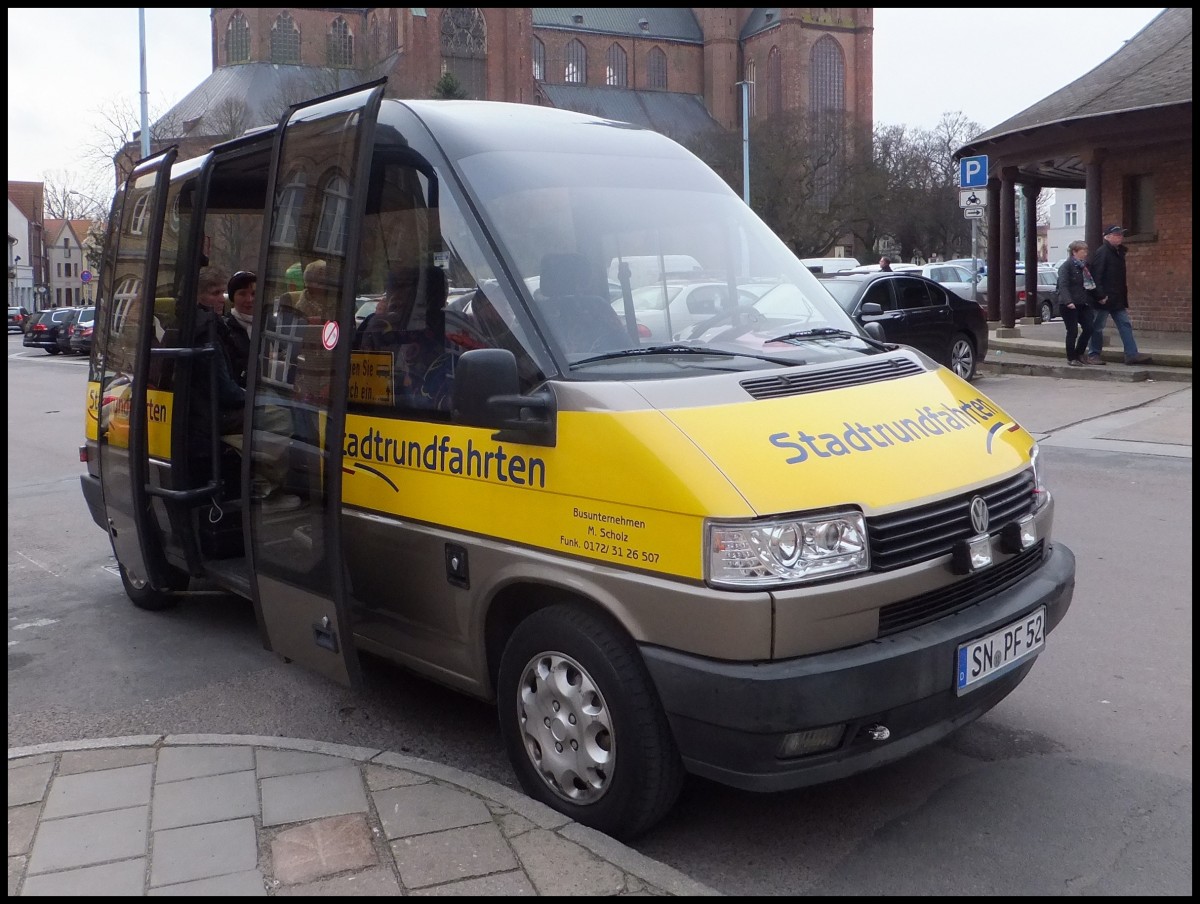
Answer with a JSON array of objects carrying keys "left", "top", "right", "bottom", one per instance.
[{"left": 1102, "top": 141, "right": 1192, "bottom": 332}]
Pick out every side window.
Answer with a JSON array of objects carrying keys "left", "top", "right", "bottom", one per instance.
[
  {"left": 861, "top": 280, "right": 894, "bottom": 312},
  {"left": 348, "top": 155, "right": 546, "bottom": 421},
  {"left": 896, "top": 278, "right": 935, "bottom": 310}
]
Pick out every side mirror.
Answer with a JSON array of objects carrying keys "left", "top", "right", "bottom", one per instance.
[
  {"left": 860, "top": 302, "right": 884, "bottom": 316},
  {"left": 863, "top": 322, "right": 887, "bottom": 343},
  {"left": 452, "top": 349, "right": 556, "bottom": 446}
]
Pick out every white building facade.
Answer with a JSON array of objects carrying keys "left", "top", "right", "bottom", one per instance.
[{"left": 1045, "top": 187, "right": 1086, "bottom": 264}]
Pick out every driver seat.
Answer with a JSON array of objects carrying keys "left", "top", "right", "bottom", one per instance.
[{"left": 536, "top": 252, "right": 627, "bottom": 354}]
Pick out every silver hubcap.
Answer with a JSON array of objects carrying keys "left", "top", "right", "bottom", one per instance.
[
  {"left": 516, "top": 651, "right": 614, "bottom": 804},
  {"left": 951, "top": 339, "right": 974, "bottom": 378}
]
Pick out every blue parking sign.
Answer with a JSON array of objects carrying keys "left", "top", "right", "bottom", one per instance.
[{"left": 960, "top": 155, "right": 988, "bottom": 189}]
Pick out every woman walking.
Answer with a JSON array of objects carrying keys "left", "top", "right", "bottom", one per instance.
[{"left": 1055, "top": 240, "right": 1097, "bottom": 366}]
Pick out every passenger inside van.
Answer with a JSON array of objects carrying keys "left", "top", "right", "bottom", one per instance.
[{"left": 362, "top": 264, "right": 455, "bottom": 411}]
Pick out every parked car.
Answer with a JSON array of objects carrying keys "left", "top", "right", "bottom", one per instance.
[
  {"left": 815, "top": 270, "right": 988, "bottom": 381},
  {"left": 976, "top": 267, "right": 1059, "bottom": 321},
  {"left": 57, "top": 306, "right": 92, "bottom": 354},
  {"left": 915, "top": 262, "right": 982, "bottom": 302},
  {"left": 68, "top": 306, "right": 96, "bottom": 355},
  {"left": 800, "top": 256, "right": 861, "bottom": 274},
  {"left": 22, "top": 307, "right": 79, "bottom": 354},
  {"left": 9, "top": 305, "right": 32, "bottom": 333},
  {"left": 945, "top": 257, "right": 987, "bottom": 276}
]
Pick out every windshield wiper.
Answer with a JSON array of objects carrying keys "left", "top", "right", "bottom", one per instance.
[
  {"left": 570, "top": 344, "right": 799, "bottom": 368},
  {"left": 767, "top": 327, "right": 896, "bottom": 352}
]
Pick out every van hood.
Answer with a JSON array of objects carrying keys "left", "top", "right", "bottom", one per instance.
[{"left": 657, "top": 369, "right": 1033, "bottom": 516}]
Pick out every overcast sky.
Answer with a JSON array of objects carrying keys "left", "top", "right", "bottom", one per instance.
[{"left": 8, "top": 7, "right": 1166, "bottom": 190}]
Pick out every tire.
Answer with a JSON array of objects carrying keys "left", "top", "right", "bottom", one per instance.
[
  {"left": 47, "top": 346, "right": 60, "bottom": 355},
  {"left": 949, "top": 333, "right": 977, "bottom": 381},
  {"left": 497, "top": 604, "right": 684, "bottom": 840},
  {"left": 119, "top": 561, "right": 188, "bottom": 611},
  {"left": 1039, "top": 300, "right": 1054, "bottom": 323}
]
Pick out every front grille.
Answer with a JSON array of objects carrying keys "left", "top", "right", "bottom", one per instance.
[
  {"left": 877, "top": 541, "right": 1045, "bottom": 637},
  {"left": 740, "top": 357, "right": 925, "bottom": 400},
  {"left": 866, "top": 471, "right": 1036, "bottom": 572}
]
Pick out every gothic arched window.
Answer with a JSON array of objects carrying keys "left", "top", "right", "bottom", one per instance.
[
  {"left": 745, "top": 59, "right": 757, "bottom": 116},
  {"left": 532, "top": 36, "right": 546, "bottom": 81},
  {"left": 226, "top": 11, "right": 250, "bottom": 64},
  {"left": 810, "top": 35, "right": 846, "bottom": 113},
  {"left": 440, "top": 8, "right": 487, "bottom": 98},
  {"left": 327, "top": 17, "right": 354, "bottom": 68},
  {"left": 565, "top": 39, "right": 587, "bottom": 84},
  {"left": 766, "top": 46, "right": 783, "bottom": 114},
  {"left": 271, "top": 12, "right": 300, "bottom": 65},
  {"left": 606, "top": 43, "right": 627, "bottom": 87},
  {"left": 647, "top": 46, "right": 667, "bottom": 90}
]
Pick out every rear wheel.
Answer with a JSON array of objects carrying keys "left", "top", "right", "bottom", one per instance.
[
  {"left": 46, "top": 346, "right": 60, "bottom": 355},
  {"left": 949, "top": 333, "right": 977, "bottom": 381},
  {"left": 119, "top": 561, "right": 188, "bottom": 611},
  {"left": 1039, "top": 299, "right": 1054, "bottom": 323},
  {"left": 497, "top": 604, "right": 684, "bottom": 840}
]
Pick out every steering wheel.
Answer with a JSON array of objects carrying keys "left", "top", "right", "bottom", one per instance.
[{"left": 683, "top": 304, "right": 764, "bottom": 340}]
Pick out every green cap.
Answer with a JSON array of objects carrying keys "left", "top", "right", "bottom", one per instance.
[{"left": 285, "top": 262, "right": 303, "bottom": 293}]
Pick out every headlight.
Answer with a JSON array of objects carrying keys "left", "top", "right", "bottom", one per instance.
[
  {"left": 706, "top": 510, "right": 868, "bottom": 588},
  {"left": 1029, "top": 442, "right": 1050, "bottom": 511}
]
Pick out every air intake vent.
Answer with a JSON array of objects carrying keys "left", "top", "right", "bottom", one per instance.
[
  {"left": 866, "top": 471, "right": 1036, "bottom": 572},
  {"left": 740, "top": 357, "right": 925, "bottom": 400},
  {"left": 878, "top": 542, "right": 1044, "bottom": 636}
]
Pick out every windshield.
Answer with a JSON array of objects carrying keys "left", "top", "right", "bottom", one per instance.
[{"left": 458, "top": 147, "right": 869, "bottom": 376}]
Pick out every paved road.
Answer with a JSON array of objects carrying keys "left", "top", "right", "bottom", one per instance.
[{"left": 8, "top": 339, "right": 1192, "bottom": 894}]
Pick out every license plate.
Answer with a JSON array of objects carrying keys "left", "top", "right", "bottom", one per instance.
[{"left": 956, "top": 607, "right": 1046, "bottom": 695}]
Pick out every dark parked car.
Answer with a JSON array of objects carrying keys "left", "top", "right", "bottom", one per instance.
[
  {"left": 67, "top": 306, "right": 96, "bottom": 355},
  {"left": 9, "top": 306, "right": 32, "bottom": 333},
  {"left": 816, "top": 270, "right": 988, "bottom": 380},
  {"left": 23, "top": 307, "right": 80, "bottom": 354}
]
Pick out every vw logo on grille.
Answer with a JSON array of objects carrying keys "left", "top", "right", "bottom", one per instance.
[{"left": 969, "top": 496, "right": 990, "bottom": 534}]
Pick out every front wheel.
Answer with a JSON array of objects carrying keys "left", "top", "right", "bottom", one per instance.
[
  {"left": 497, "top": 604, "right": 684, "bottom": 840},
  {"left": 119, "top": 561, "right": 188, "bottom": 611},
  {"left": 949, "top": 333, "right": 977, "bottom": 381}
]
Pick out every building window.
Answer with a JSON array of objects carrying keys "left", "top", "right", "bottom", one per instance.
[
  {"left": 130, "top": 193, "right": 150, "bottom": 236},
  {"left": 766, "top": 46, "right": 783, "bottom": 114},
  {"left": 327, "top": 16, "right": 354, "bottom": 68},
  {"left": 745, "top": 59, "right": 757, "bottom": 116},
  {"left": 271, "top": 12, "right": 301, "bottom": 65},
  {"left": 314, "top": 174, "right": 351, "bottom": 255},
  {"left": 606, "top": 43, "right": 627, "bottom": 87},
  {"left": 532, "top": 36, "right": 545, "bottom": 80},
  {"left": 226, "top": 10, "right": 251, "bottom": 64},
  {"left": 368, "top": 15, "right": 380, "bottom": 62},
  {"left": 1129, "top": 174, "right": 1155, "bottom": 235},
  {"left": 1063, "top": 203, "right": 1078, "bottom": 227},
  {"left": 271, "top": 169, "right": 306, "bottom": 248},
  {"left": 647, "top": 46, "right": 667, "bottom": 90},
  {"left": 57, "top": 262, "right": 62, "bottom": 278},
  {"left": 810, "top": 36, "right": 845, "bottom": 114},
  {"left": 440, "top": 8, "right": 487, "bottom": 99},
  {"left": 565, "top": 39, "right": 586, "bottom": 84}
]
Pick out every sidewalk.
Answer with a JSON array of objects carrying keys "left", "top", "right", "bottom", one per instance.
[
  {"left": 8, "top": 735, "right": 720, "bottom": 897},
  {"left": 982, "top": 320, "right": 1191, "bottom": 383}
]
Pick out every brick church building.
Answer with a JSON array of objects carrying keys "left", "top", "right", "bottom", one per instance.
[{"left": 141, "top": 9, "right": 873, "bottom": 190}]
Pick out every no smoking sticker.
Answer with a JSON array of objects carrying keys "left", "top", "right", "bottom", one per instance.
[{"left": 321, "top": 320, "right": 340, "bottom": 350}]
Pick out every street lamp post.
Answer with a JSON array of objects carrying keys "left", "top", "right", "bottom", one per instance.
[{"left": 736, "top": 80, "right": 754, "bottom": 207}]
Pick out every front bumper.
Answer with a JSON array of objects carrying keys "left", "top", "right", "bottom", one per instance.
[{"left": 641, "top": 542, "right": 1075, "bottom": 792}]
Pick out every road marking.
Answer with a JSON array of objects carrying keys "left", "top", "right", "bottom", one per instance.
[{"left": 14, "top": 550, "right": 59, "bottom": 576}]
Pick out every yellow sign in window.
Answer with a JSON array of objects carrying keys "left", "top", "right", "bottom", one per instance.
[{"left": 349, "top": 352, "right": 394, "bottom": 406}]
